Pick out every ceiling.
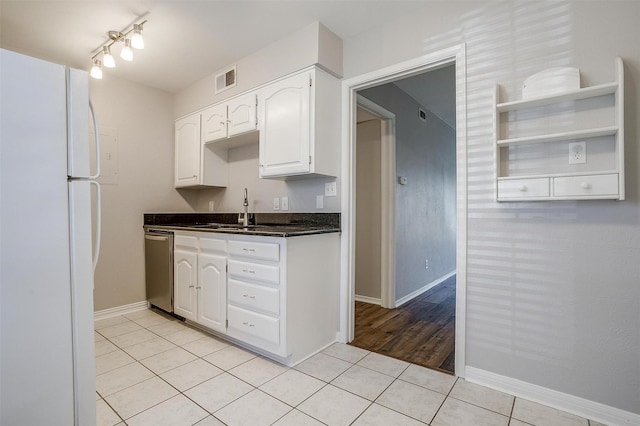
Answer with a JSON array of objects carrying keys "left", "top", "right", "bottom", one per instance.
[{"left": 0, "top": 0, "right": 426, "bottom": 93}]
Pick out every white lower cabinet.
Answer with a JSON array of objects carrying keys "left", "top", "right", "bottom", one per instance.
[
  {"left": 174, "top": 231, "right": 339, "bottom": 366},
  {"left": 174, "top": 233, "right": 227, "bottom": 334}
]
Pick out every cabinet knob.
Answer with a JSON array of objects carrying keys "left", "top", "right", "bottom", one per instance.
[
  {"left": 519, "top": 185, "right": 527, "bottom": 192},
  {"left": 581, "top": 182, "right": 592, "bottom": 189}
]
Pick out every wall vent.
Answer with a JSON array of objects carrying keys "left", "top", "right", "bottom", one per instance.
[
  {"left": 418, "top": 107, "right": 427, "bottom": 122},
  {"left": 215, "top": 65, "right": 236, "bottom": 94}
]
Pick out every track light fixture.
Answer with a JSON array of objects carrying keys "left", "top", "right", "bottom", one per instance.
[
  {"left": 90, "top": 60, "right": 103, "bottom": 79},
  {"left": 90, "top": 20, "right": 146, "bottom": 79}
]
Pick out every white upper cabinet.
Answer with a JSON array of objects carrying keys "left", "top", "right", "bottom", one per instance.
[
  {"left": 201, "top": 103, "right": 227, "bottom": 143},
  {"left": 258, "top": 67, "right": 340, "bottom": 178},
  {"left": 228, "top": 94, "right": 258, "bottom": 137},
  {"left": 201, "top": 93, "right": 258, "bottom": 144},
  {"left": 175, "top": 67, "right": 339, "bottom": 185},
  {"left": 175, "top": 112, "right": 228, "bottom": 188},
  {"left": 495, "top": 58, "right": 624, "bottom": 201},
  {"left": 174, "top": 114, "right": 201, "bottom": 188}
]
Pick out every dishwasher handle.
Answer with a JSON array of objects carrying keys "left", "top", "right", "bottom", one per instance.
[{"left": 145, "top": 234, "right": 171, "bottom": 242}]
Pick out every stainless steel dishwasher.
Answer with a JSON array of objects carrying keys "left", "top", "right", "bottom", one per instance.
[{"left": 145, "top": 229, "right": 174, "bottom": 313}]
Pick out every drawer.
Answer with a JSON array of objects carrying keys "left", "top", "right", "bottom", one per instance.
[
  {"left": 553, "top": 174, "right": 618, "bottom": 197},
  {"left": 228, "top": 279, "right": 279, "bottom": 315},
  {"left": 497, "top": 178, "right": 550, "bottom": 199},
  {"left": 227, "top": 305, "right": 279, "bottom": 346},
  {"left": 174, "top": 234, "right": 198, "bottom": 250},
  {"left": 199, "top": 237, "right": 226, "bottom": 253},
  {"left": 228, "top": 260, "right": 280, "bottom": 284},
  {"left": 228, "top": 240, "right": 279, "bottom": 262}
]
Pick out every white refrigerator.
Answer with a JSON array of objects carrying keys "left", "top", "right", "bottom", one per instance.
[{"left": 0, "top": 49, "right": 100, "bottom": 425}]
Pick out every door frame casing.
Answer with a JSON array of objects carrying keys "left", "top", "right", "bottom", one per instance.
[
  {"left": 340, "top": 43, "right": 467, "bottom": 377},
  {"left": 355, "top": 95, "right": 397, "bottom": 309}
]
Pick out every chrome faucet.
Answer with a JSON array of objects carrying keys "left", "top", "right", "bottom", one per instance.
[{"left": 239, "top": 187, "right": 249, "bottom": 227}]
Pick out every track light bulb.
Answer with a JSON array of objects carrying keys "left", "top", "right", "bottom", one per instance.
[
  {"left": 90, "top": 60, "right": 103, "bottom": 79},
  {"left": 120, "top": 39, "right": 133, "bottom": 61},
  {"left": 131, "top": 23, "right": 144, "bottom": 49},
  {"left": 102, "top": 46, "right": 116, "bottom": 68}
]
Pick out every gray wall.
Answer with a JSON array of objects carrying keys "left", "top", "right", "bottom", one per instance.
[
  {"left": 90, "top": 76, "right": 194, "bottom": 311},
  {"left": 344, "top": 0, "right": 640, "bottom": 414},
  {"left": 360, "top": 84, "right": 457, "bottom": 301}
]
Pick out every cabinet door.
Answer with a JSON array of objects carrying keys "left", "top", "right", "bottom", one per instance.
[
  {"left": 197, "top": 252, "right": 227, "bottom": 333},
  {"left": 201, "top": 104, "right": 227, "bottom": 143},
  {"left": 175, "top": 115, "right": 201, "bottom": 187},
  {"left": 228, "top": 93, "right": 257, "bottom": 137},
  {"left": 258, "top": 72, "right": 311, "bottom": 177},
  {"left": 174, "top": 248, "right": 197, "bottom": 321}
]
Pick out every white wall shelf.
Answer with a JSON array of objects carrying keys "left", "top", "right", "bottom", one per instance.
[
  {"left": 494, "top": 57, "right": 624, "bottom": 202},
  {"left": 496, "top": 82, "right": 618, "bottom": 112}
]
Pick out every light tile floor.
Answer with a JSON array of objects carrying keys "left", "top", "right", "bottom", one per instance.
[{"left": 95, "top": 309, "right": 606, "bottom": 426}]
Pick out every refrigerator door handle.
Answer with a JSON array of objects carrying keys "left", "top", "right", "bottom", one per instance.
[
  {"left": 88, "top": 99, "right": 101, "bottom": 180},
  {"left": 90, "top": 180, "right": 101, "bottom": 272}
]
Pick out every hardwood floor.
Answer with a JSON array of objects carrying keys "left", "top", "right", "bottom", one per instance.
[{"left": 350, "top": 275, "right": 456, "bottom": 374}]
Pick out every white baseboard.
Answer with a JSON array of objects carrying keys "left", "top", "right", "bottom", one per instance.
[
  {"left": 395, "top": 270, "right": 456, "bottom": 307},
  {"left": 465, "top": 366, "right": 640, "bottom": 426},
  {"left": 94, "top": 301, "right": 149, "bottom": 321},
  {"left": 354, "top": 295, "right": 382, "bottom": 305}
]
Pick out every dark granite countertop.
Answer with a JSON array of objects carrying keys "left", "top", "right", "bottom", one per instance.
[{"left": 143, "top": 213, "right": 340, "bottom": 238}]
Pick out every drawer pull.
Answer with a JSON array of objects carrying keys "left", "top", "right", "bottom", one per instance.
[
  {"left": 519, "top": 185, "right": 527, "bottom": 192},
  {"left": 242, "top": 269, "right": 256, "bottom": 274},
  {"left": 242, "top": 293, "right": 256, "bottom": 299},
  {"left": 242, "top": 321, "right": 255, "bottom": 327},
  {"left": 242, "top": 248, "right": 256, "bottom": 253},
  {"left": 188, "top": 285, "right": 195, "bottom": 288},
  {"left": 581, "top": 182, "right": 592, "bottom": 189}
]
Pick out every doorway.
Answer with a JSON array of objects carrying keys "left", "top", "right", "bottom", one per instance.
[
  {"left": 340, "top": 44, "right": 467, "bottom": 377},
  {"left": 351, "top": 66, "right": 457, "bottom": 374}
]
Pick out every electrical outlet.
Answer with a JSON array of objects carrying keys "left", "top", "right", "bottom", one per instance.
[
  {"left": 569, "top": 141, "right": 587, "bottom": 164},
  {"left": 325, "top": 182, "right": 337, "bottom": 197},
  {"left": 208, "top": 200, "right": 214, "bottom": 212},
  {"left": 273, "top": 197, "right": 280, "bottom": 211},
  {"left": 425, "top": 259, "right": 429, "bottom": 270},
  {"left": 281, "top": 196, "right": 289, "bottom": 211}
]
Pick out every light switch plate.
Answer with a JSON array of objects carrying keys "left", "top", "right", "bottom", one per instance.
[
  {"left": 281, "top": 196, "right": 289, "bottom": 211},
  {"left": 316, "top": 195, "right": 324, "bottom": 209}
]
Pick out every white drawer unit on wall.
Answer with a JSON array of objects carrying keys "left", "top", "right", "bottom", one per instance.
[{"left": 494, "top": 58, "right": 624, "bottom": 202}]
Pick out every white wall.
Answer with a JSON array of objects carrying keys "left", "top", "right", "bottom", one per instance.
[
  {"left": 90, "top": 76, "right": 194, "bottom": 311},
  {"left": 343, "top": 0, "right": 640, "bottom": 414}
]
